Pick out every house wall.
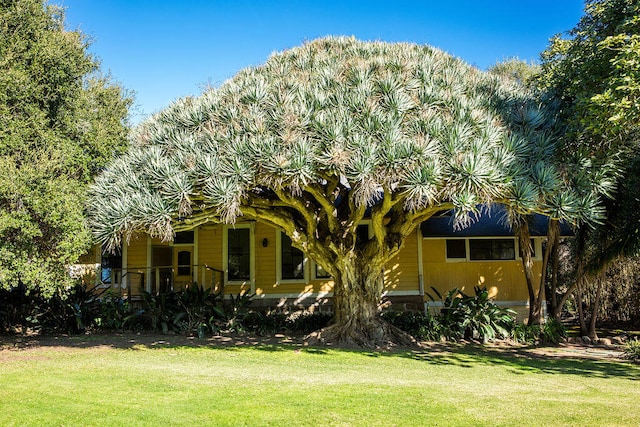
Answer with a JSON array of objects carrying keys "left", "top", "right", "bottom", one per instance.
[
  {"left": 125, "top": 234, "right": 148, "bottom": 294},
  {"left": 254, "top": 223, "right": 277, "bottom": 294},
  {"left": 114, "top": 223, "right": 541, "bottom": 315},
  {"left": 384, "top": 230, "right": 421, "bottom": 294},
  {"left": 198, "top": 225, "right": 223, "bottom": 290},
  {"left": 421, "top": 238, "right": 542, "bottom": 319}
]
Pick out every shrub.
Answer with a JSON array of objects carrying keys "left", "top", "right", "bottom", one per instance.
[
  {"left": 242, "top": 311, "right": 289, "bottom": 335},
  {"left": 0, "top": 282, "right": 110, "bottom": 334},
  {"left": 243, "top": 310, "right": 332, "bottom": 335},
  {"left": 130, "top": 285, "right": 226, "bottom": 337},
  {"left": 540, "top": 317, "right": 566, "bottom": 344},
  {"left": 510, "top": 317, "right": 567, "bottom": 344},
  {"left": 211, "top": 292, "right": 255, "bottom": 333},
  {"left": 381, "top": 310, "right": 445, "bottom": 341},
  {"left": 623, "top": 339, "right": 640, "bottom": 362},
  {"left": 96, "top": 292, "right": 131, "bottom": 330},
  {"left": 510, "top": 322, "right": 540, "bottom": 344},
  {"left": 438, "top": 287, "right": 515, "bottom": 343},
  {"left": 287, "top": 311, "right": 332, "bottom": 334}
]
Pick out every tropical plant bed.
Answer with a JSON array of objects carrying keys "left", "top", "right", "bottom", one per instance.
[{"left": 1, "top": 333, "right": 638, "bottom": 426}]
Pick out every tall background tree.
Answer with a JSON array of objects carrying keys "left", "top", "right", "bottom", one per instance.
[
  {"left": 538, "top": 0, "right": 640, "bottom": 336},
  {"left": 89, "top": 37, "right": 596, "bottom": 346},
  {"left": 0, "top": 0, "right": 132, "bottom": 296}
]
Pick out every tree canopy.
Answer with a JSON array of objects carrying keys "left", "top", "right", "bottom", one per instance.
[
  {"left": 89, "top": 37, "right": 596, "bottom": 345},
  {"left": 0, "top": 0, "right": 132, "bottom": 295},
  {"left": 536, "top": 0, "right": 640, "bottom": 333},
  {"left": 538, "top": 0, "right": 640, "bottom": 267},
  {"left": 540, "top": 0, "right": 639, "bottom": 151},
  {"left": 91, "top": 37, "right": 595, "bottom": 247}
]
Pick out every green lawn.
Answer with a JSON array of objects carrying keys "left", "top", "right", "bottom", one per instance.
[{"left": 0, "top": 335, "right": 638, "bottom": 426}]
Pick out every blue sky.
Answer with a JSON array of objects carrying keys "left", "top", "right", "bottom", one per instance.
[{"left": 60, "top": 1, "right": 585, "bottom": 123}]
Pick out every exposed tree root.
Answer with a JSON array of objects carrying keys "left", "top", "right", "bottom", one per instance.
[{"left": 305, "top": 318, "right": 420, "bottom": 350}]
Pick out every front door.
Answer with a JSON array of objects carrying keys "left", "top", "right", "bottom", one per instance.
[
  {"left": 151, "top": 246, "right": 173, "bottom": 294},
  {"left": 173, "top": 246, "right": 194, "bottom": 290}
]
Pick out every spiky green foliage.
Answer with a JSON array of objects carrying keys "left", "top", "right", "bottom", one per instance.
[
  {"left": 0, "top": 0, "right": 132, "bottom": 296},
  {"left": 90, "top": 37, "right": 591, "bottom": 251},
  {"left": 89, "top": 37, "right": 594, "bottom": 345},
  {"left": 488, "top": 58, "right": 540, "bottom": 89}
]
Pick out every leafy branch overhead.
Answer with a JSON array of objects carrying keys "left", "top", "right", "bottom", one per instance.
[{"left": 90, "top": 37, "right": 599, "bottom": 256}]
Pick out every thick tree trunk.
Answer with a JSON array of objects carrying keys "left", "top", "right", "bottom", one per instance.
[
  {"left": 576, "top": 281, "right": 588, "bottom": 337},
  {"left": 554, "top": 262, "right": 582, "bottom": 321},
  {"left": 307, "top": 252, "right": 414, "bottom": 348},
  {"left": 545, "top": 220, "right": 560, "bottom": 320},
  {"left": 587, "top": 271, "right": 605, "bottom": 339},
  {"left": 517, "top": 219, "right": 543, "bottom": 325}
]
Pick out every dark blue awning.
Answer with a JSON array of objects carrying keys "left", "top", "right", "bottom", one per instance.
[{"left": 420, "top": 206, "right": 573, "bottom": 238}]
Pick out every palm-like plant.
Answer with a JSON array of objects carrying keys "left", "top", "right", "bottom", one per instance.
[{"left": 88, "top": 37, "right": 597, "bottom": 347}]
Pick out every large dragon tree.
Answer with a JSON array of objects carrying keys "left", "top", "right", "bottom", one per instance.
[{"left": 89, "top": 37, "right": 594, "bottom": 347}]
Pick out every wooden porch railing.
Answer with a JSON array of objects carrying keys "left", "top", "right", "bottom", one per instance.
[{"left": 96, "top": 265, "right": 224, "bottom": 298}]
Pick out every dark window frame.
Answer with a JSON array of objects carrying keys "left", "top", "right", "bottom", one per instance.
[
  {"left": 174, "top": 231, "right": 194, "bottom": 244},
  {"left": 177, "top": 250, "right": 191, "bottom": 276},
  {"left": 227, "top": 228, "right": 251, "bottom": 281},
  {"left": 280, "top": 233, "right": 305, "bottom": 280},
  {"left": 469, "top": 239, "right": 515, "bottom": 261},
  {"left": 315, "top": 264, "right": 331, "bottom": 279},
  {"left": 445, "top": 239, "right": 467, "bottom": 259},
  {"left": 101, "top": 246, "right": 122, "bottom": 284}
]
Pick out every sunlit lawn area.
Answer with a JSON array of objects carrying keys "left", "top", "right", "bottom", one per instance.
[{"left": 1, "top": 334, "right": 638, "bottom": 426}]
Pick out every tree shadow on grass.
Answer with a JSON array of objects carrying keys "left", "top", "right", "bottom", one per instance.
[
  {"left": 401, "top": 343, "right": 638, "bottom": 380},
  {"left": 2, "top": 332, "right": 637, "bottom": 380}
]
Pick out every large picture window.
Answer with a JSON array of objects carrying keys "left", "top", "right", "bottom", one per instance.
[
  {"left": 469, "top": 239, "right": 515, "bottom": 260},
  {"left": 280, "top": 233, "right": 305, "bottom": 280},
  {"left": 227, "top": 228, "right": 251, "bottom": 281}
]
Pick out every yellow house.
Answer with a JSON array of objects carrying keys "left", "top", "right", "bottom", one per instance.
[{"left": 84, "top": 207, "right": 564, "bottom": 320}]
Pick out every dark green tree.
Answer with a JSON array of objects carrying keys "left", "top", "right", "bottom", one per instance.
[
  {"left": 538, "top": 0, "right": 640, "bottom": 335},
  {"left": 0, "top": 0, "right": 132, "bottom": 296}
]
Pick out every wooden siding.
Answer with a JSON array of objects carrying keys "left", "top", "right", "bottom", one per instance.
[
  {"left": 127, "top": 235, "right": 148, "bottom": 268},
  {"left": 118, "top": 227, "right": 538, "bottom": 303},
  {"left": 384, "top": 231, "right": 420, "bottom": 293},
  {"left": 198, "top": 225, "right": 223, "bottom": 289},
  {"left": 254, "top": 223, "right": 276, "bottom": 293},
  {"left": 421, "top": 239, "right": 541, "bottom": 301},
  {"left": 125, "top": 235, "right": 148, "bottom": 295}
]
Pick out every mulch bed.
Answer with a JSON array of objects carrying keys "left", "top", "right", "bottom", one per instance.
[{"left": 0, "top": 331, "right": 629, "bottom": 362}]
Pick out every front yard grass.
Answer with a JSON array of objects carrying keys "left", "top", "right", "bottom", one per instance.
[{"left": 0, "top": 334, "right": 638, "bottom": 426}]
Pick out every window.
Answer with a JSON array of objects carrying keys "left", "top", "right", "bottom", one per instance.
[
  {"left": 446, "top": 239, "right": 466, "bottom": 259},
  {"left": 177, "top": 250, "right": 191, "bottom": 276},
  {"left": 280, "top": 233, "right": 305, "bottom": 280},
  {"left": 174, "top": 231, "right": 194, "bottom": 244},
  {"left": 469, "top": 239, "right": 515, "bottom": 260},
  {"left": 519, "top": 239, "right": 536, "bottom": 258},
  {"left": 356, "top": 224, "right": 370, "bottom": 246},
  {"left": 101, "top": 248, "right": 122, "bottom": 284},
  {"left": 228, "top": 228, "right": 251, "bottom": 281},
  {"left": 315, "top": 264, "right": 331, "bottom": 279}
]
